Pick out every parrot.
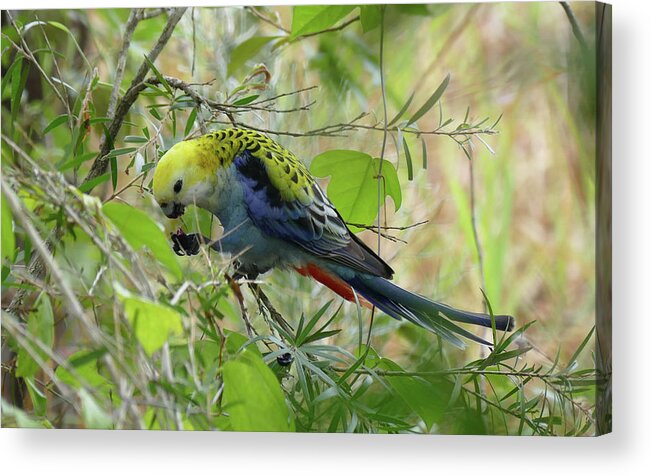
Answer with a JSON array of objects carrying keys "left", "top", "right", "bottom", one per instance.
[{"left": 152, "top": 128, "right": 514, "bottom": 347}]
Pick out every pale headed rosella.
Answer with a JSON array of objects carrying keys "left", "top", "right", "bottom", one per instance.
[{"left": 152, "top": 128, "right": 514, "bottom": 347}]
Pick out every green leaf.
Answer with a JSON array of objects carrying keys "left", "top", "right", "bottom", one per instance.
[
  {"left": 387, "top": 91, "right": 415, "bottom": 127},
  {"left": 106, "top": 147, "right": 137, "bottom": 158},
  {"left": 378, "top": 358, "right": 446, "bottom": 430},
  {"left": 184, "top": 107, "right": 197, "bottom": 136},
  {"left": 143, "top": 54, "right": 172, "bottom": 95},
  {"left": 43, "top": 114, "right": 70, "bottom": 134},
  {"left": 421, "top": 138, "right": 428, "bottom": 169},
  {"left": 10, "top": 58, "right": 29, "bottom": 130},
  {"left": 359, "top": 5, "right": 382, "bottom": 32},
  {"left": 1, "top": 401, "right": 49, "bottom": 428},
  {"left": 402, "top": 137, "right": 414, "bottom": 180},
  {"left": 55, "top": 349, "right": 110, "bottom": 389},
  {"left": 291, "top": 5, "right": 356, "bottom": 38},
  {"left": 407, "top": 73, "right": 450, "bottom": 126},
  {"left": 395, "top": 5, "right": 431, "bottom": 16},
  {"left": 120, "top": 294, "right": 183, "bottom": 356},
  {"left": 16, "top": 294, "right": 54, "bottom": 378},
  {"left": 47, "top": 20, "right": 72, "bottom": 35},
  {"left": 79, "top": 388, "right": 113, "bottom": 429},
  {"left": 310, "top": 150, "right": 401, "bottom": 231},
  {"left": 25, "top": 377, "right": 47, "bottom": 416},
  {"left": 232, "top": 94, "right": 260, "bottom": 106},
  {"left": 565, "top": 326, "right": 595, "bottom": 371},
  {"left": 124, "top": 135, "right": 148, "bottom": 144},
  {"left": 225, "top": 330, "right": 261, "bottom": 357},
  {"left": 78, "top": 172, "right": 109, "bottom": 193},
  {"left": 222, "top": 349, "right": 294, "bottom": 432},
  {"left": 1, "top": 191, "right": 15, "bottom": 262},
  {"left": 227, "top": 36, "right": 278, "bottom": 77},
  {"left": 1, "top": 55, "right": 23, "bottom": 98},
  {"left": 103, "top": 202, "right": 183, "bottom": 280}
]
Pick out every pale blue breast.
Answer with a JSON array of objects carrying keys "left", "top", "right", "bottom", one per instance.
[{"left": 205, "top": 164, "right": 306, "bottom": 273}]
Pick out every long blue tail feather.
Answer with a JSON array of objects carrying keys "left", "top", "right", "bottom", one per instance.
[{"left": 345, "top": 275, "right": 514, "bottom": 348}]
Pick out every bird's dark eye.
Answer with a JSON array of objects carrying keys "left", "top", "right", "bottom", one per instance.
[{"left": 174, "top": 179, "right": 183, "bottom": 194}]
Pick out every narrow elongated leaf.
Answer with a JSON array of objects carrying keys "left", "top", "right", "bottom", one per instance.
[
  {"left": 124, "top": 135, "right": 148, "bottom": 144},
  {"left": 106, "top": 147, "right": 137, "bottom": 158},
  {"left": 402, "top": 137, "right": 414, "bottom": 180},
  {"left": 1, "top": 56, "right": 23, "bottom": 97},
  {"left": 407, "top": 74, "right": 450, "bottom": 126},
  {"left": 232, "top": 94, "right": 260, "bottom": 106},
  {"left": 421, "top": 138, "right": 428, "bottom": 169},
  {"left": 387, "top": 92, "right": 415, "bottom": 127},
  {"left": 11, "top": 59, "right": 29, "bottom": 129},
  {"left": 143, "top": 54, "right": 172, "bottom": 95},
  {"left": 565, "top": 326, "right": 595, "bottom": 371},
  {"left": 78, "top": 173, "right": 110, "bottom": 194},
  {"left": 184, "top": 107, "right": 197, "bottom": 136},
  {"left": 43, "top": 114, "right": 70, "bottom": 134},
  {"left": 1, "top": 191, "right": 15, "bottom": 262}
]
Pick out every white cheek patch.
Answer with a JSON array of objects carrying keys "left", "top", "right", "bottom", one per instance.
[{"left": 185, "top": 181, "right": 215, "bottom": 206}]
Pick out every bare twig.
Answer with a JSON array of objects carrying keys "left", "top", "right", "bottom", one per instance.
[
  {"left": 244, "top": 6, "right": 289, "bottom": 33},
  {"left": 107, "top": 8, "right": 143, "bottom": 119},
  {"left": 244, "top": 7, "right": 359, "bottom": 40},
  {"left": 249, "top": 283, "right": 293, "bottom": 334},
  {"left": 346, "top": 220, "right": 429, "bottom": 232},
  {"left": 214, "top": 116, "right": 498, "bottom": 139},
  {"left": 296, "top": 15, "right": 360, "bottom": 40},
  {"left": 250, "top": 85, "right": 318, "bottom": 105},
  {"left": 376, "top": 7, "right": 389, "bottom": 256},
  {"left": 85, "top": 7, "right": 187, "bottom": 184},
  {"left": 140, "top": 8, "right": 167, "bottom": 21}
]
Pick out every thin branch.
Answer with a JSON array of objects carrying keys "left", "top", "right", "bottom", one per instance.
[
  {"left": 250, "top": 85, "right": 318, "bottom": 105},
  {"left": 244, "top": 6, "right": 289, "bottom": 33},
  {"left": 216, "top": 116, "right": 498, "bottom": 139},
  {"left": 296, "top": 15, "right": 360, "bottom": 40},
  {"left": 249, "top": 283, "right": 294, "bottom": 334},
  {"left": 107, "top": 8, "right": 143, "bottom": 119},
  {"left": 85, "top": 7, "right": 187, "bottom": 184},
  {"left": 140, "top": 8, "right": 167, "bottom": 21},
  {"left": 244, "top": 7, "right": 359, "bottom": 40},
  {"left": 376, "top": 7, "right": 389, "bottom": 256},
  {"left": 330, "top": 365, "right": 597, "bottom": 380},
  {"left": 347, "top": 220, "right": 429, "bottom": 232}
]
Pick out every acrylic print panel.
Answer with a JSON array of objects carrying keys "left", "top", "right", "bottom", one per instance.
[{"left": 1, "top": 2, "right": 611, "bottom": 435}]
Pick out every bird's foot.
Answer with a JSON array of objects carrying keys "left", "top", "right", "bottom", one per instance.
[
  {"left": 232, "top": 261, "right": 260, "bottom": 281},
  {"left": 171, "top": 229, "right": 202, "bottom": 256}
]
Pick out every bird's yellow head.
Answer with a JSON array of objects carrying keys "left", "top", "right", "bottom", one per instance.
[{"left": 152, "top": 137, "right": 220, "bottom": 218}]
